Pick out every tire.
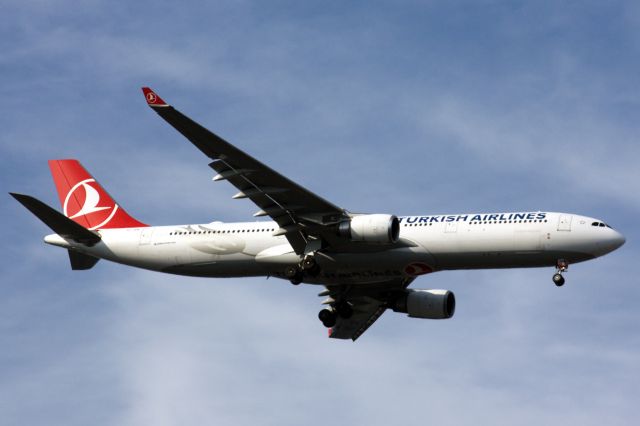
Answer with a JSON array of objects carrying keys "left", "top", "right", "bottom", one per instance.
[
  {"left": 284, "top": 265, "right": 299, "bottom": 279},
  {"left": 302, "top": 256, "right": 316, "bottom": 270},
  {"left": 553, "top": 273, "right": 565, "bottom": 287},
  {"left": 318, "top": 309, "right": 337, "bottom": 327},
  {"left": 303, "top": 258, "right": 320, "bottom": 277}
]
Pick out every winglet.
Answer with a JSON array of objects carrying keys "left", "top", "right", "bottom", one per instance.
[{"left": 142, "top": 87, "right": 169, "bottom": 107}]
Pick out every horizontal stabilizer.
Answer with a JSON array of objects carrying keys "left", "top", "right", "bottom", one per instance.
[
  {"left": 68, "top": 249, "right": 100, "bottom": 270},
  {"left": 10, "top": 193, "right": 101, "bottom": 246}
]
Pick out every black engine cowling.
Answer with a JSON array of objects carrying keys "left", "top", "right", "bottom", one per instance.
[
  {"left": 391, "top": 289, "right": 456, "bottom": 319},
  {"left": 337, "top": 214, "right": 400, "bottom": 244}
]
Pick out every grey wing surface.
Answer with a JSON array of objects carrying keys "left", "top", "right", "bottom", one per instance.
[
  {"left": 325, "top": 278, "right": 413, "bottom": 341},
  {"left": 142, "top": 87, "right": 347, "bottom": 254},
  {"left": 329, "top": 297, "right": 387, "bottom": 341}
]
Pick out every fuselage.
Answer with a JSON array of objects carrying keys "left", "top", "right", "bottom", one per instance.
[{"left": 45, "top": 211, "right": 625, "bottom": 286}]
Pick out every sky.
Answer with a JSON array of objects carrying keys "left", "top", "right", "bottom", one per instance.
[{"left": 1, "top": 1, "right": 639, "bottom": 425}]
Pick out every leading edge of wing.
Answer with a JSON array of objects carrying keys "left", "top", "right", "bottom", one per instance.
[{"left": 140, "top": 87, "right": 344, "bottom": 216}]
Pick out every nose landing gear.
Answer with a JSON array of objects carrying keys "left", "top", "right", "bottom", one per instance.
[
  {"left": 552, "top": 273, "right": 565, "bottom": 286},
  {"left": 553, "top": 259, "right": 568, "bottom": 287}
]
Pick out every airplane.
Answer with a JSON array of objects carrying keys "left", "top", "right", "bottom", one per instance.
[{"left": 10, "top": 87, "right": 626, "bottom": 341}]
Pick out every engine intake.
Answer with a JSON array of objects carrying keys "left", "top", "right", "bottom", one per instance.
[
  {"left": 391, "top": 289, "right": 455, "bottom": 319},
  {"left": 338, "top": 214, "right": 400, "bottom": 244}
]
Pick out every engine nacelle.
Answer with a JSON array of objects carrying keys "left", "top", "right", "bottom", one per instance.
[
  {"left": 338, "top": 214, "right": 400, "bottom": 244},
  {"left": 391, "top": 289, "right": 455, "bottom": 319}
]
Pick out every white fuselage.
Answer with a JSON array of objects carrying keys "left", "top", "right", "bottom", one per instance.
[{"left": 45, "top": 211, "right": 625, "bottom": 285}]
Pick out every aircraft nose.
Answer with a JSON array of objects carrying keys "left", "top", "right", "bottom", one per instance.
[
  {"left": 589, "top": 223, "right": 626, "bottom": 257},
  {"left": 598, "top": 229, "right": 626, "bottom": 254},
  {"left": 611, "top": 230, "right": 626, "bottom": 250}
]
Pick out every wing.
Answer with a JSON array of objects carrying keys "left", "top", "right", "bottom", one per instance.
[
  {"left": 142, "top": 87, "right": 347, "bottom": 254},
  {"left": 329, "top": 296, "right": 387, "bottom": 341},
  {"left": 324, "top": 278, "right": 413, "bottom": 341}
]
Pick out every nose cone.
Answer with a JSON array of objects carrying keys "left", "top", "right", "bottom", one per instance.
[
  {"left": 611, "top": 230, "right": 626, "bottom": 251},
  {"left": 597, "top": 229, "right": 626, "bottom": 255}
]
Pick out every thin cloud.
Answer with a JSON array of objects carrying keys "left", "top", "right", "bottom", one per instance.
[{"left": 1, "top": 1, "right": 638, "bottom": 425}]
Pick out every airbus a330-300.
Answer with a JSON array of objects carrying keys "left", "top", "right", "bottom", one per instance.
[{"left": 11, "top": 88, "right": 626, "bottom": 340}]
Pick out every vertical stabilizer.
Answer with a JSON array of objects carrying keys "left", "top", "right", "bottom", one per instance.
[{"left": 48, "top": 159, "right": 147, "bottom": 230}]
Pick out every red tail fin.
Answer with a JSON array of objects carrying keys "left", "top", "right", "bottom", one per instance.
[{"left": 48, "top": 159, "right": 148, "bottom": 230}]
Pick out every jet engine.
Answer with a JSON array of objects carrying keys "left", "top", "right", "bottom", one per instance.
[
  {"left": 391, "top": 289, "right": 455, "bottom": 319},
  {"left": 338, "top": 214, "right": 400, "bottom": 244}
]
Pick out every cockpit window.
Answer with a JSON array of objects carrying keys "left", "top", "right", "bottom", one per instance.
[{"left": 591, "top": 221, "right": 613, "bottom": 229}]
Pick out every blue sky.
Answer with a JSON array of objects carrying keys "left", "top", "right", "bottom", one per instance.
[{"left": 2, "top": 1, "right": 639, "bottom": 424}]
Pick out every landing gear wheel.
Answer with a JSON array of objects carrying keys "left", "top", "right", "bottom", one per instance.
[
  {"left": 336, "top": 302, "right": 353, "bottom": 319},
  {"left": 302, "top": 256, "right": 316, "bottom": 270},
  {"left": 553, "top": 259, "right": 568, "bottom": 287},
  {"left": 318, "top": 309, "right": 337, "bottom": 328},
  {"left": 553, "top": 273, "right": 565, "bottom": 287},
  {"left": 284, "top": 266, "right": 303, "bottom": 285},
  {"left": 301, "top": 255, "right": 320, "bottom": 276}
]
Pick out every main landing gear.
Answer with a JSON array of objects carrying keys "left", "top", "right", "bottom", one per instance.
[
  {"left": 284, "top": 254, "right": 321, "bottom": 285},
  {"left": 553, "top": 259, "right": 568, "bottom": 287},
  {"left": 284, "top": 265, "right": 303, "bottom": 285},
  {"left": 318, "top": 302, "right": 353, "bottom": 328}
]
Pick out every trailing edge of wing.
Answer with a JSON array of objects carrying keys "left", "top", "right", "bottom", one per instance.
[
  {"left": 326, "top": 278, "right": 413, "bottom": 341},
  {"left": 329, "top": 299, "right": 387, "bottom": 341},
  {"left": 10, "top": 193, "right": 101, "bottom": 245},
  {"left": 141, "top": 87, "right": 347, "bottom": 254}
]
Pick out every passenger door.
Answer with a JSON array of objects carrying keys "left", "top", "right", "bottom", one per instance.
[{"left": 557, "top": 214, "right": 572, "bottom": 231}]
